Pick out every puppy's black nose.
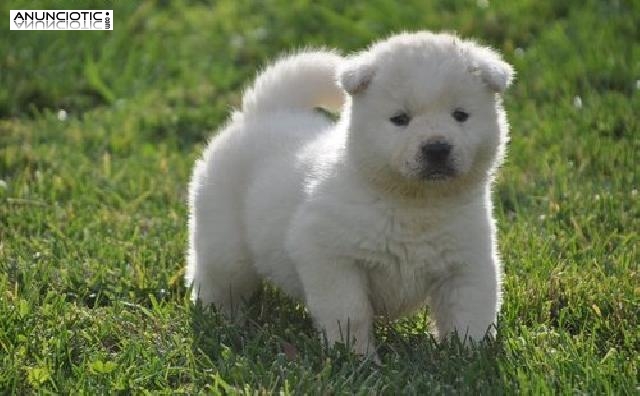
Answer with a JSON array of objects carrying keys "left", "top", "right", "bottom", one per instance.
[{"left": 421, "top": 141, "right": 452, "bottom": 163}]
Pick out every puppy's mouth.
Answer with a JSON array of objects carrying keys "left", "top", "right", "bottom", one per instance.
[{"left": 419, "top": 165, "right": 457, "bottom": 181}]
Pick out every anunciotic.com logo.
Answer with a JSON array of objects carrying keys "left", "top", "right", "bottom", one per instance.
[{"left": 10, "top": 10, "right": 113, "bottom": 30}]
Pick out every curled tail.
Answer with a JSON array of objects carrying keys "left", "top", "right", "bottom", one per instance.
[{"left": 241, "top": 50, "right": 345, "bottom": 115}]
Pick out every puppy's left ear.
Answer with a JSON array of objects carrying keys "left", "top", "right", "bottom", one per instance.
[
  {"left": 338, "top": 55, "right": 376, "bottom": 95},
  {"left": 468, "top": 46, "right": 515, "bottom": 93}
]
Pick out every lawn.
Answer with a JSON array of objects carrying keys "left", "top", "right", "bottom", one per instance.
[{"left": 1, "top": 0, "right": 638, "bottom": 393}]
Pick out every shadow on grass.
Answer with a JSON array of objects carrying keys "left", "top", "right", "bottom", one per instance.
[
  {"left": 190, "top": 284, "right": 507, "bottom": 392},
  {"left": 190, "top": 284, "right": 318, "bottom": 363},
  {"left": 376, "top": 318, "right": 507, "bottom": 392}
]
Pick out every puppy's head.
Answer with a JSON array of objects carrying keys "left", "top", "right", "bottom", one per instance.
[{"left": 339, "top": 32, "right": 514, "bottom": 195}]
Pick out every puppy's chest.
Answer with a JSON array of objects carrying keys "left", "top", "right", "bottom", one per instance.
[{"left": 348, "top": 211, "right": 460, "bottom": 317}]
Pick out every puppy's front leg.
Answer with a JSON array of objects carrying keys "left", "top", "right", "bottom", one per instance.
[
  {"left": 297, "top": 257, "right": 376, "bottom": 357},
  {"left": 429, "top": 267, "right": 500, "bottom": 344}
]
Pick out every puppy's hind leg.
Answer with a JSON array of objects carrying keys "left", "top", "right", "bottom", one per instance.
[{"left": 187, "top": 199, "right": 260, "bottom": 321}]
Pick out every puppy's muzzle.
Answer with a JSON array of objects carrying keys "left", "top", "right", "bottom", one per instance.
[
  {"left": 421, "top": 140, "right": 452, "bottom": 163},
  {"left": 419, "top": 139, "right": 456, "bottom": 180}
]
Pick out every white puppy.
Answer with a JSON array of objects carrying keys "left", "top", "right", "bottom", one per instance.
[{"left": 187, "top": 31, "right": 514, "bottom": 357}]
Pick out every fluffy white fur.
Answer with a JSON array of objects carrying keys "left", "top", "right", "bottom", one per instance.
[{"left": 187, "top": 31, "right": 514, "bottom": 358}]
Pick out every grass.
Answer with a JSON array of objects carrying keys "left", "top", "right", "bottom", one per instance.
[{"left": 1, "top": 0, "right": 638, "bottom": 393}]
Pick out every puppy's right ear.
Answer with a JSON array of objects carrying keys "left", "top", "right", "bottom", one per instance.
[
  {"left": 338, "top": 56, "right": 376, "bottom": 95},
  {"left": 467, "top": 46, "right": 515, "bottom": 93}
]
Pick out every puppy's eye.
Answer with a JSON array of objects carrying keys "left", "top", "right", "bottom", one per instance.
[
  {"left": 452, "top": 109, "right": 469, "bottom": 122},
  {"left": 389, "top": 112, "right": 411, "bottom": 127}
]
